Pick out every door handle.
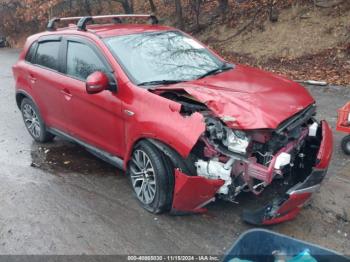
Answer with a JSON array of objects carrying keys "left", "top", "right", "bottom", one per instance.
[
  {"left": 61, "top": 88, "right": 72, "bottom": 100},
  {"left": 61, "top": 88, "right": 72, "bottom": 96},
  {"left": 29, "top": 74, "right": 36, "bottom": 83}
]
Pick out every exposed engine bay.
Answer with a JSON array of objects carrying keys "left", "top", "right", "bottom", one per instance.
[{"left": 159, "top": 90, "right": 322, "bottom": 204}]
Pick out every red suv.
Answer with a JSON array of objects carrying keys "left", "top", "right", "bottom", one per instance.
[{"left": 13, "top": 15, "right": 333, "bottom": 225}]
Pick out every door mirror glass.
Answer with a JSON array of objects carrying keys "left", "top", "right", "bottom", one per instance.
[{"left": 86, "top": 71, "right": 109, "bottom": 94}]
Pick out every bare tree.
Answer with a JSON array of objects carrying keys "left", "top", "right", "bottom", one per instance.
[
  {"left": 84, "top": 0, "right": 92, "bottom": 15},
  {"left": 149, "top": 0, "right": 156, "bottom": 13},
  {"left": 174, "top": 0, "right": 184, "bottom": 29},
  {"left": 68, "top": 0, "right": 72, "bottom": 9},
  {"left": 190, "top": 0, "right": 203, "bottom": 30},
  {"left": 130, "top": 0, "right": 134, "bottom": 12},
  {"left": 109, "top": 0, "right": 133, "bottom": 14}
]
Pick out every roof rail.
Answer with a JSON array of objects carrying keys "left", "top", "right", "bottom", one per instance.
[
  {"left": 47, "top": 16, "right": 84, "bottom": 31},
  {"left": 77, "top": 14, "right": 159, "bottom": 31},
  {"left": 47, "top": 14, "right": 159, "bottom": 32}
]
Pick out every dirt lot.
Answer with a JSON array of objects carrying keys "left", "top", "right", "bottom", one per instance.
[{"left": 0, "top": 48, "right": 349, "bottom": 255}]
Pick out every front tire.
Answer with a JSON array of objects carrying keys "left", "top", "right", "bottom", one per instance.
[
  {"left": 128, "top": 141, "right": 174, "bottom": 214},
  {"left": 20, "top": 98, "right": 54, "bottom": 143},
  {"left": 341, "top": 135, "right": 350, "bottom": 155}
]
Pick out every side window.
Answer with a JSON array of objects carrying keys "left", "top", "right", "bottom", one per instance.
[
  {"left": 25, "top": 42, "right": 38, "bottom": 63},
  {"left": 66, "top": 41, "right": 108, "bottom": 80},
  {"left": 35, "top": 41, "right": 60, "bottom": 71}
]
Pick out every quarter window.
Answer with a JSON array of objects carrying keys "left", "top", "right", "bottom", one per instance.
[
  {"left": 35, "top": 41, "right": 60, "bottom": 70},
  {"left": 66, "top": 41, "right": 107, "bottom": 80},
  {"left": 25, "top": 42, "right": 38, "bottom": 63}
]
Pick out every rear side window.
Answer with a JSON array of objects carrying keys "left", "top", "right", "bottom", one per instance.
[
  {"left": 66, "top": 41, "right": 107, "bottom": 80},
  {"left": 25, "top": 42, "right": 38, "bottom": 63},
  {"left": 35, "top": 41, "right": 60, "bottom": 71}
]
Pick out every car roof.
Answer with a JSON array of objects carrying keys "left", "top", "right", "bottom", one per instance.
[{"left": 56, "top": 23, "right": 175, "bottom": 38}]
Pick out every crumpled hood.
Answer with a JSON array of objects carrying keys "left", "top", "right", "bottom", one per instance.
[{"left": 159, "top": 64, "right": 315, "bottom": 129}]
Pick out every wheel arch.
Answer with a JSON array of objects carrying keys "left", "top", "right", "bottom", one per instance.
[
  {"left": 15, "top": 90, "right": 49, "bottom": 129},
  {"left": 15, "top": 90, "right": 35, "bottom": 109},
  {"left": 123, "top": 136, "right": 196, "bottom": 175}
]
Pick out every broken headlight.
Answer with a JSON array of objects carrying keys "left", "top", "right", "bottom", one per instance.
[
  {"left": 205, "top": 116, "right": 250, "bottom": 155},
  {"left": 223, "top": 129, "right": 250, "bottom": 154}
]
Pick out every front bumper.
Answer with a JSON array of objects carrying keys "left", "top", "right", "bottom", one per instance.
[
  {"left": 242, "top": 168, "right": 327, "bottom": 225},
  {"left": 171, "top": 169, "right": 224, "bottom": 214},
  {"left": 243, "top": 120, "right": 333, "bottom": 225},
  {"left": 171, "top": 121, "right": 333, "bottom": 225}
]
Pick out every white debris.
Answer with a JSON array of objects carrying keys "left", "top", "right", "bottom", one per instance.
[{"left": 297, "top": 80, "right": 328, "bottom": 86}]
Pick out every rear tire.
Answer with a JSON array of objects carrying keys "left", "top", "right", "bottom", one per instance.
[
  {"left": 20, "top": 98, "right": 54, "bottom": 143},
  {"left": 341, "top": 135, "right": 350, "bottom": 155},
  {"left": 128, "top": 140, "right": 174, "bottom": 214}
]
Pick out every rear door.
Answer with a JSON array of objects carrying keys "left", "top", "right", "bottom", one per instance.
[
  {"left": 28, "top": 37, "right": 68, "bottom": 131},
  {"left": 59, "top": 37, "right": 125, "bottom": 156}
]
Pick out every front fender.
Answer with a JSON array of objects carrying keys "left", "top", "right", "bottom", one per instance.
[{"left": 122, "top": 97, "right": 205, "bottom": 169}]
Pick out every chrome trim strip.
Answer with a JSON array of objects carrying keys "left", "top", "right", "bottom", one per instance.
[{"left": 287, "top": 184, "right": 320, "bottom": 195}]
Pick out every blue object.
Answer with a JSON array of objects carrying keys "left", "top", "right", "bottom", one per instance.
[
  {"left": 224, "top": 229, "right": 349, "bottom": 262},
  {"left": 287, "top": 249, "right": 317, "bottom": 262}
]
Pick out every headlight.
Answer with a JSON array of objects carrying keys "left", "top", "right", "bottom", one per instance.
[{"left": 223, "top": 129, "right": 250, "bottom": 154}]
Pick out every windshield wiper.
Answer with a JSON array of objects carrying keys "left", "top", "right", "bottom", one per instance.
[
  {"left": 197, "top": 63, "right": 234, "bottom": 79},
  {"left": 138, "top": 80, "right": 185, "bottom": 86}
]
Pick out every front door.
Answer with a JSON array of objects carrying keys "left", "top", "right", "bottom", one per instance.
[{"left": 59, "top": 38, "right": 125, "bottom": 157}]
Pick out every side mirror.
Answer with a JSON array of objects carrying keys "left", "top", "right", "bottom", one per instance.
[{"left": 86, "top": 71, "right": 109, "bottom": 94}]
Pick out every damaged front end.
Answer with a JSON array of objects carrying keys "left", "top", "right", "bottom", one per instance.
[{"left": 158, "top": 90, "right": 333, "bottom": 225}]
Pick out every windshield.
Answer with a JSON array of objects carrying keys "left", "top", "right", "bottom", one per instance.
[{"left": 104, "top": 31, "right": 226, "bottom": 86}]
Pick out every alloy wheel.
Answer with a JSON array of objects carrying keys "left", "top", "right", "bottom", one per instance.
[
  {"left": 22, "top": 103, "right": 41, "bottom": 139},
  {"left": 130, "top": 149, "right": 157, "bottom": 205}
]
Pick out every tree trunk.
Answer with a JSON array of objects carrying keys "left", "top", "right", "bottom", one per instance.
[
  {"left": 149, "top": 0, "right": 157, "bottom": 13},
  {"left": 84, "top": 0, "right": 92, "bottom": 15},
  {"left": 130, "top": 0, "right": 134, "bottom": 13},
  {"left": 175, "top": 0, "right": 184, "bottom": 29},
  {"left": 97, "top": 0, "right": 103, "bottom": 14},
  {"left": 190, "top": 0, "right": 202, "bottom": 30},
  {"left": 196, "top": 0, "right": 202, "bottom": 30},
  {"left": 110, "top": 0, "right": 133, "bottom": 14},
  {"left": 68, "top": 0, "right": 72, "bottom": 10},
  {"left": 121, "top": 0, "right": 133, "bottom": 14}
]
